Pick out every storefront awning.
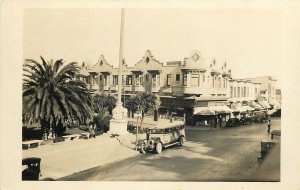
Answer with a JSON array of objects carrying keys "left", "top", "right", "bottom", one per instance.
[
  {"left": 232, "top": 106, "right": 254, "bottom": 113},
  {"left": 258, "top": 101, "right": 271, "bottom": 109},
  {"left": 209, "top": 105, "right": 232, "bottom": 114},
  {"left": 194, "top": 105, "right": 232, "bottom": 115},
  {"left": 269, "top": 98, "right": 281, "bottom": 109},
  {"left": 193, "top": 107, "right": 215, "bottom": 115},
  {"left": 250, "top": 101, "right": 264, "bottom": 110}
]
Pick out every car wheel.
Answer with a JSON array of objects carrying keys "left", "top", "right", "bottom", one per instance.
[
  {"left": 140, "top": 144, "right": 146, "bottom": 154},
  {"left": 155, "top": 142, "right": 162, "bottom": 154},
  {"left": 179, "top": 136, "right": 185, "bottom": 146}
]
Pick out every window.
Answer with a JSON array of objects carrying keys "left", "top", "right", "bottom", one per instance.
[
  {"left": 183, "top": 74, "right": 187, "bottom": 86},
  {"left": 167, "top": 74, "right": 171, "bottom": 86},
  {"left": 145, "top": 57, "right": 150, "bottom": 63},
  {"left": 135, "top": 74, "right": 139, "bottom": 85},
  {"left": 176, "top": 74, "right": 180, "bottom": 82},
  {"left": 113, "top": 75, "right": 118, "bottom": 85},
  {"left": 237, "top": 87, "right": 240, "bottom": 97},
  {"left": 140, "top": 76, "right": 143, "bottom": 85},
  {"left": 212, "top": 76, "right": 215, "bottom": 88},
  {"left": 104, "top": 75, "right": 107, "bottom": 85},
  {"left": 99, "top": 75, "right": 102, "bottom": 84},
  {"left": 152, "top": 74, "right": 156, "bottom": 86},
  {"left": 191, "top": 74, "right": 199, "bottom": 86},
  {"left": 230, "top": 87, "right": 233, "bottom": 98},
  {"left": 202, "top": 74, "right": 205, "bottom": 82},
  {"left": 126, "top": 75, "right": 132, "bottom": 85},
  {"left": 247, "top": 87, "right": 249, "bottom": 97},
  {"left": 234, "top": 87, "right": 236, "bottom": 97},
  {"left": 223, "top": 79, "right": 226, "bottom": 88}
]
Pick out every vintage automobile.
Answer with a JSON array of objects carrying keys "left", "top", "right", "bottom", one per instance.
[
  {"left": 22, "top": 157, "right": 41, "bottom": 180},
  {"left": 257, "top": 129, "right": 281, "bottom": 164},
  {"left": 225, "top": 118, "right": 240, "bottom": 127},
  {"left": 138, "top": 123, "right": 186, "bottom": 154},
  {"left": 253, "top": 111, "right": 268, "bottom": 123}
]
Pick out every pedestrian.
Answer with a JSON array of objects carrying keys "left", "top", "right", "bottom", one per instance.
[
  {"left": 89, "top": 122, "right": 96, "bottom": 138},
  {"left": 267, "top": 119, "right": 271, "bottom": 134},
  {"left": 219, "top": 115, "right": 222, "bottom": 128}
]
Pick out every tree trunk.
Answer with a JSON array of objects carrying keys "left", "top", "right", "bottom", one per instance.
[{"left": 154, "top": 109, "right": 158, "bottom": 121}]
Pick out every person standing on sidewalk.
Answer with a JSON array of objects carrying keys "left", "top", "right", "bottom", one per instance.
[
  {"left": 267, "top": 119, "right": 271, "bottom": 134},
  {"left": 89, "top": 122, "right": 96, "bottom": 138}
]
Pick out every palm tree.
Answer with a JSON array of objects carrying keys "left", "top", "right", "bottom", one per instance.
[{"left": 23, "top": 56, "right": 92, "bottom": 139}]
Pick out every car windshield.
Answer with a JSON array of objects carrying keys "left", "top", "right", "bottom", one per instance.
[{"left": 147, "top": 125, "right": 184, "bottom": 134}]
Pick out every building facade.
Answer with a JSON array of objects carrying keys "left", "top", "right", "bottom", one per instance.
[
  {"left": 246, "top": 76, "right": 281, "bottom": 109},
  {"left": 77, "top": 50, "right": 284, "bottom": 125}
]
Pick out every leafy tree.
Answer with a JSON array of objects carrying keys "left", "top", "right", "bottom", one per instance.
[
  {"left": 23, "top": 56, "right": 92, "bottom": 139},
  {"left": 125, "top": 92, "right": 160, "bottom": 118},
  {"left": 92, "top": 92, "right": 117, "bottom": 131}
]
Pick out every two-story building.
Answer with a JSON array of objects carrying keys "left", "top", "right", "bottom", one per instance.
[
  {"left": 78, "top": 50, "right": 278, "bottom": 126},
  {"left": 246, "top": 76, "right": 280, "bottom": 110}
]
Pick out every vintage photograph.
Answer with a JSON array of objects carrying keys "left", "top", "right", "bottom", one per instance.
[{"left": 22, "top": 8, "right": 282, "bottom": 181}]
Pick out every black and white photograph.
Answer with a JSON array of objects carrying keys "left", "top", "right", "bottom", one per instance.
[{"left": 1, "top": 1, "right": 300, "bottom": 190}]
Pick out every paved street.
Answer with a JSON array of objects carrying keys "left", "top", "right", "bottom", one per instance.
[{"left": 60, "top": 117, "right": 281, "bottom": 181}]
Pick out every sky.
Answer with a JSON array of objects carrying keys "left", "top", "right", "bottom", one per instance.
[{"left": 24, "top": 8, "right": 282, "bottom": 87}]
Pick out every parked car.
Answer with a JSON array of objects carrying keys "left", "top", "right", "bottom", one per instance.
[
  {"left": 226, "top": 118, "right": 240, "bottom": 127},
  {"left": 239, "top": 117, "right": 247, "bottom": 125},
  {"left": 258, "top": 130, "right": 281, "bottom": 164},
  {"left": 22, "top": 157, "right": 41, "bottom": 180},
  {"left": 254, "top": 111, "right": 268, "bottom": 123},
  {"left": 138, "top": 124, "right": 186, "bottom": 154},
  {"left": 271, "top": 109, "right": 281, "bottom": 117},
  {"left": 245, "top": 116, "right": 254, "bottom": 124}
]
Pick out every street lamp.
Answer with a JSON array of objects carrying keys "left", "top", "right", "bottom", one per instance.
[{"left": 135, "top": 105, "right": 142, "bottom": 151}]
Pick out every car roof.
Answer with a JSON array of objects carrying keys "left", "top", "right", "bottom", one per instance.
[{"left": 127, "top": 117, "right": 184, "bottom": 129}]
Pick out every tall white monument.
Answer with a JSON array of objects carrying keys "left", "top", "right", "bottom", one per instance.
[{"left": 109, "top": 9, "right": 128, "bottom": 135}]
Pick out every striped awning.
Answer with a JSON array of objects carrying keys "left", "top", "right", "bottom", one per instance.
[
  {"left": 194, "top": 105, "right": 232, "bottom": 115},
  {"left": 232, "top": 106, "right": 255, "bottom": 113},
  {"left": 269, "top": 98, "right": 281, "bottom": 109},
  {"left": 209, "top": 105, "right": 232, "bottom": 114},
  {"left": 193, "top": 107, "right": 215, "bottom": 115},
  {"left": 258, "top": 101, "right": 272, "bottom": 109},
  {"left": 250, "top": 101, "right": 264, "bottom": 110}
]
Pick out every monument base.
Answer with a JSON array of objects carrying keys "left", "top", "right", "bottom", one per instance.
[{"left": 108, "top": 119, "right": 128, "bottom": 135}]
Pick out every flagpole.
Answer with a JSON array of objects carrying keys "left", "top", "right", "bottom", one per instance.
[
  {"left": 117, "top": 8, "right": 125, "bottom": 105},
  {"left": 109, "top": 8, "right": 128, "bottom": 135}
]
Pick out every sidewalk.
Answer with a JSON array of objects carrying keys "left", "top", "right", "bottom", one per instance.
[{"left": 22, "top": 134, "right": 140, "bottom": 180}]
